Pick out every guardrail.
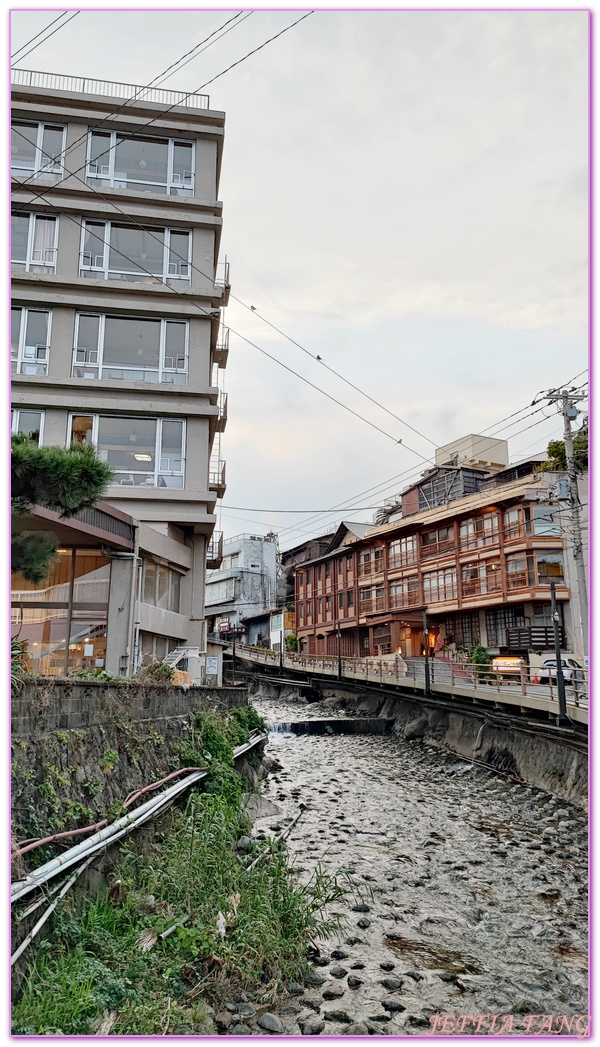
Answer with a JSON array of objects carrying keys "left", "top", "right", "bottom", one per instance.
[
  {"left": 232, "top": 644, "right": 587, "bottom": 721},
  {"left": 12, "top": 68, "right": 210, "bottom": 109}
]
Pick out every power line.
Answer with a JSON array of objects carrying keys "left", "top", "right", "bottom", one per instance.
[
  {"left": 11, "top": 10, "right": 251, "bottom": 197},
  {"left": 12, "top": 11, "right": 314, "bottom": 200},
  {"left": 11, "top": 11, "right": 69, "bottom": 60},
  {"left": 11, "top": 11, "right": 80, "bottom": 66},
  {"left": 149, "top": 12, "right": 250, "bottom": 89}
]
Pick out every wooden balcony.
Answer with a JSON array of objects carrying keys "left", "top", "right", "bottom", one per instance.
[
  {"left": 389, "top": 589, "right": 422, "bottom": 609},
  {"left": 420, "top": 539, "right": 455, "bottom": 561},
  {"left": 461, "top": 576, "right": 503, "bottom": 597}
]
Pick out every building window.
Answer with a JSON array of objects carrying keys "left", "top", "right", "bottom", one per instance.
[
  {"left": 459, "top": 513, "right": 499, "bottom": 551},
  {"left": 506, "top": 552, "right": 535, "bottom": 589},
  {"left": 11, "top": 120, "right": 66, "bottom": 179},
  {"left": 141, "top": 561, "right": 182, "bottom": 612},
  {"left": 388, "top": 534, "right": 417, "bottom": 569},
  {"left": 325, "top": 562, "right": 331, "bottom": 579},
  {"left": 325, "top": 595, "right": 332, "bottom": 617},
  {"left": 461, "top": 560, "right": 502, "bottom": 596},
  {"left": 374, "top": 548, "right": 385, "bottom": 571},
  {"left": 299, "top": 602, "right": 304, "bottom": 622},
  {"left": 338, "top": 558, "right": 344, "bottom": 575},
  {"left": 221, "top": 552, "right": 239, "bottom": 571},
  {"left": 140, "top": 631, "right": 180, "bottom": 664},
  {"left": 423, "top": 566, "right": 457, "bottom": 603},
  {"left": 87, "top": 131, "right": 194, "bottom": 196},
  {"left": 72, "top": 313, "right": 188, "bottom": 384},
  {"left": 317, "top": 565, "right": 322, "bottom": 580},
  {"left": 69, "top": 414, "right": 185, "bottom": 488},
  {"left": 486, "top": 605, "right": 526, "bottom": 648},
  {"left": 358, "top": 551, "right": 372, "bottom": 576},
  {"left": 11, "top": 212, "right": 58, "bottom": 273},
  {"left": 318, "top": 597, "right": 323, "bottom": 618},
  {"left": 11, "top": 548, "right": 110, "bottom": 676},
  {"left": 298, "top": 572, "right": 304, "bottom": 589},
  {"left": 535, "top": 550, "right": 564, "bottom": 584},
  {"left": 306, "top": 568, "right": 312, "bottom": 586},
  {"left": 11, "top": 307, "right": 50, "bottom": 375},
  {"left": 347, "top": 589, "right": 354, "bottom": 607},
  {"left": 11, "top": 408, "right": 44, "bottom": 445},
  {"left": 206, "top": 577, "right": 236, "bottom": 604},
  {"left": 389, "top": 575, "right": 420, "bottom": 608},
  {"left": 530, "top": 507, "right": 562, "bottom": 537},
  {"left": 79, "top": 220, "right": 191, "bottom": 286},
  {"left": 338, "top": 591, "right": 344, "bottom": 609},
  {"left": 444, "top": 613, "right": 480, "bottom": 650},
  {"left": 346, "top": 553, "right": 353, "bottom": 568},
  {"left": 503, "top": 507, "right": 523, "bottom": 540},
  {"left": 420, "top": 526, "right": 453, "bottom": 560}
]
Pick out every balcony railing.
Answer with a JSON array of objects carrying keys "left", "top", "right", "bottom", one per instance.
[
  {"left": 216, "top": 392, "right": 228, "bottom": 432},
  {"left": 215, "top": 260, "right": 230, "bottom": 288},
  {"left": 461, "top": 575, "right": 503, "bottom": 597},
  {"left": 420, "top": 539, "right": 455, "bottom": 561},
  {"left": 460, "top": 533, "right": 499, "bottom": 551},
  {"left": 206, "top": 531, "right": 223, "bottom": 569},
  {"left": 507, "top": 570, "right": 528, "bottom": 589},
  {"left": 503, "top": 524, "right": 526, "bottom": 542},
  {"left": 12, "top": 68, "right": 210, "bottom": 109},
  {"left": 359, "top": 595, "right": 386, "bottom": 614},
  {"left": 389, "top": 589, "right": 422, "bottom": 608},
  {"left": 214, "top": 328, "right": 229, "bottom": 368},
  {"left": 388, "top": 551, "right": 417, "bottom": 570},
  {"left": 358, "top": 562, "right": 373, "bottom": 577},
  {"left": 209, "top": 459, "right": 226, "bottom": 493}
]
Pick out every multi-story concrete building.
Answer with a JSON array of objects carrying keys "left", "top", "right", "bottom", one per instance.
[
  {"left": 11, "top": 69, "right": 229, "bottom": 676},
  {"left": 294, "top": 442, "right": 587, "bottom": 665},
  {"left": 205, "top": 534, "right": 278, "bottom": 639}
]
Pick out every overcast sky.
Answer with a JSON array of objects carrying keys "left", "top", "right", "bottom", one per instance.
[{"left": 10, "top": 8, "right": 589, "bottom": 549}]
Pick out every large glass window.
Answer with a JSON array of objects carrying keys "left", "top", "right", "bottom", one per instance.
[
  {"left": 11, "top": 212, "right": 58, "bottom": 273},
  {"left": 206, "top": 578, "right": 236, "bottom": 604},
  {"left": 11, "top": 307, "right": 50, "bottom": 375},
  {"left": 11, "top": 120, "right": 66, "bottom": 179},
  {"left": 80, "top": 220, "right": 190, "bottom": 286},
  {"left": 420, "top": 525, "right": 453, "bottom": 560},
  {"left": 11, "top": 409, "right": 44, "bottom": 444},
  {"left": 73, "top": 313, "right": 188, "bottom": 383},
  {"left": 87, "top": 131, "right": 194, "bottom": 196},
  {"left": 69, "top": 414, "right": 186, "bottom": 488},
  {"left": 503, "top": 507, "right": 523, "bottom": 541},
  {"left": 461, "top": 559, "right": 502, "bottom": 596},
  {"left": 388, "top": 535, "right": 417, "bottom": 569},
  {"left": 459, "top": 513, "right": 499, "bottom": 550},
  {"left": 486, "top": 605, "right": 526, "bottom": 648},
  {"left": 389, "top": 575, "right": 420, "bottom": 608},
  {"left": 506, "top": 552, "right": 535, "bottom": 589},
  {"left": 141, "top": 560, "right": 182, "bottom": 612},
  {"left": 11, "top": 548, "right": 110, "bottom": 675},
  {"left": 535, "top": 550, "right": 564, "bottom": 584},
  {"left": 530, "top": 507, "right": 562, "bottom": 537}
]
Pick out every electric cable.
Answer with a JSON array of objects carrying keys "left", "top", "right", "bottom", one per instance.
[
  {"left": 11, "top": 11, "right": 70, "bottom": 60},
  {"left": 11, "top": 11, "right": 80, "bottom": 66},
  {"left": 11, "top": 10, "right": 250, "bottom": 196},
  {"left": 11, "top": 11, "right": 314, "bottom": 199}
]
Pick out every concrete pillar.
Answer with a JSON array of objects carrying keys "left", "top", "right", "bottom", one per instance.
[
  {"left": 105, "top": 556, "right": 135, "bottom": 675},
  {"left": 478, "top": 609, "right": 488, "bottom": 648},
  {"left": 187, "top": 532, "right": 207, "bottom": 651}
]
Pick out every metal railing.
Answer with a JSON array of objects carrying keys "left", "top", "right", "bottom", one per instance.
[
  {"left": 206, "top": 531, "right": 223, "bottom": 567},
  {"left": 209, "top": 459, "right": 226, "bottom": 488},
  {"left": 232, "top": 644, "right": 587, "bottom": 717},
  {"left": 12, "top": 68, "right": 210, "bottom": 109}
]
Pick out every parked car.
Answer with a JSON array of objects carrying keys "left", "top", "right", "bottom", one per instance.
[{"left": 538, "top": 657, "right": 583, "bottom": 685}]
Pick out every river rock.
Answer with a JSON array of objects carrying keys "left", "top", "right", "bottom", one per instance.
[
  {"left": 303, "top": 997, "right": 322, "bottom": 1012},
  {"left": 405, "top": 971, "right": 423, "bottom": 982},
  {"left": 331, "top": 949, "right": 350, "bottom": 960},
  {"left": 236, "top": 836, "right": 253, "bottom": 853},
  {"left": 313, "top": 954, "right": 330, "bottom": 967},
  {"left": 230, "top": 1024, "right": 252, "bottom": 1035},
  {"left": 330, "top": 966, "right": 348, "bottom": 978},
  {"left": 233, "top": 991, "right": 249, "bottom": 1003},
  {"left": 324, "top": 1010, "right": 352, "bottom": 1023},
  {"left": 344, "top": 1023, "right": 369, "bottom": 1034},
  {"left": 357, "top": 917, "right": 371, "bottom": 929},
  {"left": 257, "top": 1013, "right": 285, "bottom": 1034},
  {"left": 237, "top": 1003, "right": 255, "bottom": 1017},
  {"left": 225, "top": 1003, "right": 237, "bottom": 1013},
  {"left": 287, "top": 981, "right": 305, "bottom": 995},
  {"left": 216, "top": 1012, "right": 233, "bottom": 1031},
  {"left": 382, "top": 999, "right": 406, "bottom": 1012},
  {"left": 404, "top": 716, "right": 428, "bottom": 741},
  {"left": 380, "top": 977, "right": 403, "bottom": 991},
  {"left": 347, "top": 975, "right": 363, "bottom": 989},
  {"left": 380, "top": 962, "right": 395, "bottom": 971},
  {"left": 352, "top": 903, "right": 371, "bottom": 913},
  {"left": 350, "top": 962, "right": 365, "bottom": 970},
  {"left": 306, "top": 971, "right": 326, "bottom": 987},
  {"left": 345, "top": 937, "right": 364, "bottom": 946},
  {"left": 302, "top": 1019, "right": 325, "bottom": 1035},
  {"left": 323, "top": 987, "right": 344, "bottom": 1001}
]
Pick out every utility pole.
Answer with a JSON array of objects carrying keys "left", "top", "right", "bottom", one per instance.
[
  {"left": 541, "top": 388, "right": 588, "bottom": 659},
  {"left": 423, "top": 609, "right": 431, "bottom": 697},
  {"left": 550, "top": 580, "right": 569, "bottom": 727}
]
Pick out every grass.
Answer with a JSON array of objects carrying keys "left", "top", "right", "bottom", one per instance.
[{"left": 12, "top": 705, "right": 353, "bottom": 1035}]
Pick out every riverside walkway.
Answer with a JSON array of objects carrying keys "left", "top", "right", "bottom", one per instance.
[{"left": 232, "top": 645, "right": 588, "bottom": 728}]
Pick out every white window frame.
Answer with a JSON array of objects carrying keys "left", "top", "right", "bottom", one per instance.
[
  {"left": 11, "top": 120, "right": 66, "bottom": 179},
  {"left": 11, "top": 408, "right": 45, "bottom": 445},
  {"left": 85, "top": 130, "right": 195, "bottom": 195},
  {"left": 11, "top": 212, "right": 59, "bottom": 272},
  {"left": 68, "top": 413, "right": 186, "bottom": 488},
  {"left": 12, "top": 306, "right": 52, "bottom": 375},
  {"left": 79, "top": 219, "right": 191, "bottom": 286},
  {"left": 72, "top": 313, "right": 188, "bottom": 383},
  {"left": 141, "top": 560, "right": 183, "bottom": 612}
]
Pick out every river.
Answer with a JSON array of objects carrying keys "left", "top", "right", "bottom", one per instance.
[{"left": 249, "top": 689, "right": 588, "bottom": 1036}]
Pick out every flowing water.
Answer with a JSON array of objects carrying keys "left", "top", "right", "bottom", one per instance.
[{"left": 250, "top": 691, "right": 588, "bottom": 1036}]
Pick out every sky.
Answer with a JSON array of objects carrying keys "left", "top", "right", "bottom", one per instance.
[{"left": 9, "top": 7, "right": 589, "bottom": 550}]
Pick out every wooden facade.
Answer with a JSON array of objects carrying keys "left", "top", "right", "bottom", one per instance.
[{"left": 294, "top": 472, "right": 571, "bottom": 660}]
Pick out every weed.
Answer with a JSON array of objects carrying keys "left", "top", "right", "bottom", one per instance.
[{"left": 100, "top": 749, "right": 119, "bottom": 773}]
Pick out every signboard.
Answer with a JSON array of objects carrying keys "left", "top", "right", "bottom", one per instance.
[
  {"left": 492, "top": 657, "right": 522, "bottom": 674},
  {"left": 219, "top": 621, "right": 230, "bottom": 633},
  {"left": 205, "top": 657, "right": 219, "bottom": 676}
]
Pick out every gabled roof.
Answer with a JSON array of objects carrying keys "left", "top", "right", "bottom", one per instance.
[{"left": 324, "top": 520, "right": 371, "bottom": 553}]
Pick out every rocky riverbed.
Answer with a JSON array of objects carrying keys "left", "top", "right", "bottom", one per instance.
[{"left": 227, "top": 691, "right": 588, "bottom": 1036}]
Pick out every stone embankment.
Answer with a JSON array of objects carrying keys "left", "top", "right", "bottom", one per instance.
[{"left": 223, "top": 687, "right": 588, "bottom": 1036}]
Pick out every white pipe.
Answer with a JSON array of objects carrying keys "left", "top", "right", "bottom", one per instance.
[
  {"left": 11, "top": 855, "right": 95, "bottom": 966},
  {"left": 12, "top": 732, "right": 267, "bottom": 905}
]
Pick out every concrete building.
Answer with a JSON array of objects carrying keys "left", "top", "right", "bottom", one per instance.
[
  {"left": 294, "top": 453, "right": 587, "bottom": 666},
  {"left": 205, "top": 534, "right": 278, "bottom": 639},
  {"left": 11, "top": 69, "right": 229, "bottom": 676}
]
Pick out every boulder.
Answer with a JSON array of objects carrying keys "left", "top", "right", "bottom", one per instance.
[
  {"left": 257, "top": 1013, "right": 285, "bottom": 1034},
  {"left": 404, "top": 717, "right": 428, "bottom": 741}
]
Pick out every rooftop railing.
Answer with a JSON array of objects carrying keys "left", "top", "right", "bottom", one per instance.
[{"left": 12, "top": 68, "right": 210, "bottom": 110}]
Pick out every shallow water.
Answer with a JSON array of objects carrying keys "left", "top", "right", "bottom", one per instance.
[{"left": 251, "top": 692, "right": 588, "bottom": 1036}]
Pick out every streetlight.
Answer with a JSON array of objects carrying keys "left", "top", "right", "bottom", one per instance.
[
  {"left": 423, "top": 608, "right": 431, "bottom": 697},
  {"left": 550, "top": 579, "right": 569, "bottom": 727}
]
